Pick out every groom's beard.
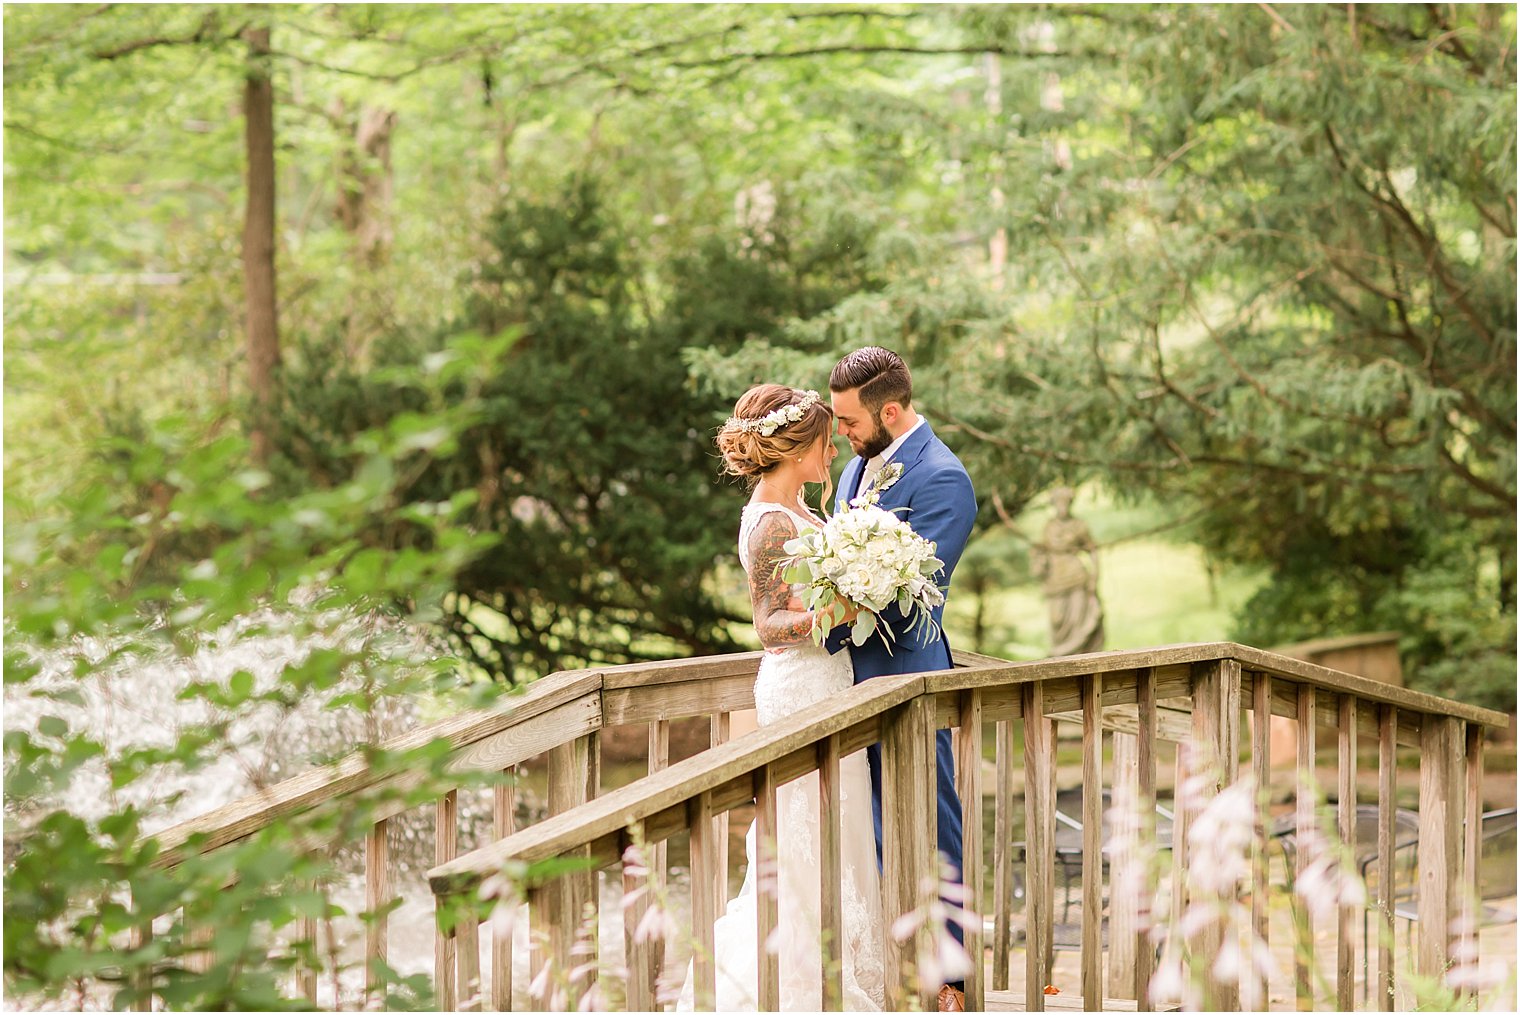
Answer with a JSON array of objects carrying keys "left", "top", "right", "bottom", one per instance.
[{"left": 853, "top": 415, "right": 893, "bottom": 460}]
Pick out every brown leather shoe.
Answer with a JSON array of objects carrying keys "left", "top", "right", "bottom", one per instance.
[{"left": 937, "top": 984, "right": 966, "bottom": 1012}]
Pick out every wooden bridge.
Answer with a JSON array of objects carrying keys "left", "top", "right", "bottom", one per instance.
[{"left": 142, "top": 642, "right": 1508, "bottom": 1011}]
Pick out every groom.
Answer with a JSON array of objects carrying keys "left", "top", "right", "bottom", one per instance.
[{"left": 827, "top": 346, "right": 977, "bottom": 1013}]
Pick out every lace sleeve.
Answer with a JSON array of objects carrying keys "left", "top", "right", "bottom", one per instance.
[{"left": 744, "top": 510, "right": 816, "bottom": 650}]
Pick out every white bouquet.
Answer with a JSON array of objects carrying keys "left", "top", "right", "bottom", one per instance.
[{"left": 780, "top": 466, "right": 945, "bottom": 650}]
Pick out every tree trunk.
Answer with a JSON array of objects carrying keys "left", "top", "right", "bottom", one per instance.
[{"left": 243, "top": 17, "right": 279, "bottom": 464}]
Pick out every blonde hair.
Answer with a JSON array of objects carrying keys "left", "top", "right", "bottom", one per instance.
[{"left": 716, "top": 384, "right": 834, "bottom": 485}]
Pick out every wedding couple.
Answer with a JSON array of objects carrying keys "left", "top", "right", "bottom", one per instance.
[{"left": 680, "top": 347, "right": 978, "bottom": 1012}]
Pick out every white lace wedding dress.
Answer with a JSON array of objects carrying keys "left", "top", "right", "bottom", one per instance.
[{"left": 677, "top": 502, "right": 885, "bottom": 1012}]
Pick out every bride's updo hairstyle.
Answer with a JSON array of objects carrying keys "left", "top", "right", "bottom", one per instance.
[{"left": 716, "top": 383, "right": 834, "bottom": 483}]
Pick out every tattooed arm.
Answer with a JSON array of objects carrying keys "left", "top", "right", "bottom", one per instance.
[{"left": 746, "top": 511, "right": 818, "bottom": 649}]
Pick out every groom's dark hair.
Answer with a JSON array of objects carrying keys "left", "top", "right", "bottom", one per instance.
[{"left": 829, "top": 346, "right": 913, "bottom": 414}]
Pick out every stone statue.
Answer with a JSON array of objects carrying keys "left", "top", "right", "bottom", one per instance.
[{"left": 1034, "top": 487, "right": 1105, "bottom": 656}]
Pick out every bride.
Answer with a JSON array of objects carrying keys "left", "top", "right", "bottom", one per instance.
[{"left": 677, "top": 384, "right": 885, "bottom": 1012}]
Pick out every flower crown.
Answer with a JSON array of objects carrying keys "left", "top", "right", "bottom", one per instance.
[{"left": 724, "top": 390, "right": 821, "bottom": 437}]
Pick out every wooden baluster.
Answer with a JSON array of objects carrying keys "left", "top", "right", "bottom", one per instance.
[
  {"left": 1294, "top": 684, "right": 1316, "bottom": 1011},
  {"left": 622, "top": 821, "right": 657, "bottom": 1013},
  {"left": 1023, "top": 682, "right": 1054, "bottom": 1013},
  {"left": 366, "top": 818, "right": 390, "bottom": 1008},
  {"left": 648, "top": 719, "right": 671, "bottom": 984},
  {"left": 1336, "top": 695, "right": 1357, "bottom": 1013},
  {"left": 712, "top": 712, "right": 731, "bottom": 914},
  {"left": 546, "top": 736, "right": 595, "bottom": 1005},
  {"left": 1463, "top": 723, "right": 1484, "bottom": 1001},
  {"left": 492, "top": 769, "right": 517, "bottom": 1012},
  {"left": 526, "top": 885, "right": 551, "bottom": 1009},
  {"left": 1417, "top": 716, "right": 1460, "bottom": 993},
  {"left": 130, "top": 900, "right": 153, "bottom": 1012},
  {"left": 755, "top": 764, "right": 780, "bottom": 1011},
  {"left": 955, "top": 689, "right": 985, "bottom": 1011},
  {"left": 1250, "top": 672, "right": 1271, "bottom": 1011},
  {"left": 183, "top": 911, "right": 212, "bottom": 974},
  {"left": 1136, "top": 667, "right": 1158, "bottom": 1010},
  {"left": 819, "top": 735, "right": 845, "bottom": 1011},
  {"left": 1108, "top": 733, "right": 1138, "bottom": 1005},
  {"left": 993, "top": 718, "right": 1014, "bottom": 992},
  {"left": 1375, "top": 706, "right": 1396, "bottom": 1011},
  {"left": 1080, "top": 674, "right": 1104, "bottom": 1011},
  {"left": 458, "top": 898, "right": 483, "bottom": 1011},
  {"left": 1191, "top": 658, "right": 1241, "bottom": 1011},
  {"left": 883, "top": 695, "right": 938, "bottom": 1011},
  {"left": 298, "top": 880, "right": 320, "bottom": 1004},
  {"left": 689, "top": 791, "right": 720, "bottom": 1010},
  {"left": 1168, "top": 747, "right": 1190, "bottom": 990},
  {"left": 436, "top": 791, "right": 459, "bottom": 1012},
  {"left": 581, "top": 733, "right": 601, "bottom": 1004}
]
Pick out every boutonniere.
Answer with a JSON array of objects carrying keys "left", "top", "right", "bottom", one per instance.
[{"left": 848, "top": 461, "right": 905, "bottom": 509}]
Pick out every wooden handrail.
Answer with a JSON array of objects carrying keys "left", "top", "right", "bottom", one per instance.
[
  {"left": 424, "top": 641, "right": 1506, "bottom": 1013},
  {"left": 147, "top": 652, "right": 769, "bottom": 869},
  {"left": 921, "top": 641, "right": 1508, "bottom": 727},
  {"left": 149, "top": 667, "right": 604, "bottom": 867},
  {"left": 427, "top": 672, "right": 925, "bottom": 894}
]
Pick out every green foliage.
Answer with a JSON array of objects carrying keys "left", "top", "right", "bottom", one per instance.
[
  {"left": 273, "top": 181, "right": 883, "bottom": 679},
  {"left": 4, "top": 349, "right": 508, "bottom": 1007},
  {"left": 4, "top": 4, "right": 1515, "bottom": 1005}
]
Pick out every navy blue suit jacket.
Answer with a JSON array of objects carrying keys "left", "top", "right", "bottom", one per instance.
[{"left": 828, "top": 421, "right": 978, "bottom": 674}]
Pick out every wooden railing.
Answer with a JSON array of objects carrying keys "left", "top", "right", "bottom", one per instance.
[
  {"left": 425, "top": 643, "right": 1508, "bottom": 1013},
  {"left": 134, "top": 652, "right": 767, "bottom": 1011}
]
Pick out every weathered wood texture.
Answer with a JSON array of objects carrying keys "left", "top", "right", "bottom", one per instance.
[
  {"left": 1376, "top": 706, "right": 1397, "bottom": 1011},
  {"left": 755, "top": 764, "right": 780, "bottom": 1011},
  {"left": 993, "top": 717, "right": 1014, "bottom": 993},
  {"left": 1080, "top": 674, "right": 1104, "bottom": 1011},
  {"left": 1023, "top": 683, "right": 1054, "bottom": 1013},
  {"left": 688, "top": 792, "right": 720, "bottom": 1010},
  {"left": 435, "top": 791, "right": 458, "bottom": 1013},
  {"left": 1191, "top": 659, "right": 1240, "bottom": 1011},
  {"left": 883, "top": 695, "right": 938, "bottom": 1011},
  {"left": 1250, "top": 671, "right": 1271, "bottom": 1011},
  {"left": 1337, "top": 695, "right": 1357, "bottom": 1012},
  {"left": 430, "top": 675, "right": 924, "bottom": 893},
  {"left": 1417, "top": 716, "right": 1462, "bottom": 983},
  {"left": 366, "top": 818, "right": 390, "bottom": 1005},
  {"left": 1107, "top": 732, "right": 1139, "bottom": 1005},
  {"left": 1135, "top": 669, "right": 1157, "bottom": 1010},
  {"left": 1294, "top": 684, "right": 1315, "bottom": 1010},
  {"left": 957, "top": 689, "right": 986, "bottom": 1011},
  {"left": 819, "top": 735, "right": 845, "bottom": 1012},
  {"left": 152, "top": 669, "right": 604, "bottom": 867},
  {"left": 1463, "top": 722, "right": 1484, "bottom": 1000},
  {"left": 127, "top": 643, "right": 1502, "bottom": 1015},
  {"left": 493, "top": 772, "right": 517, "bottom": 1012}
]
